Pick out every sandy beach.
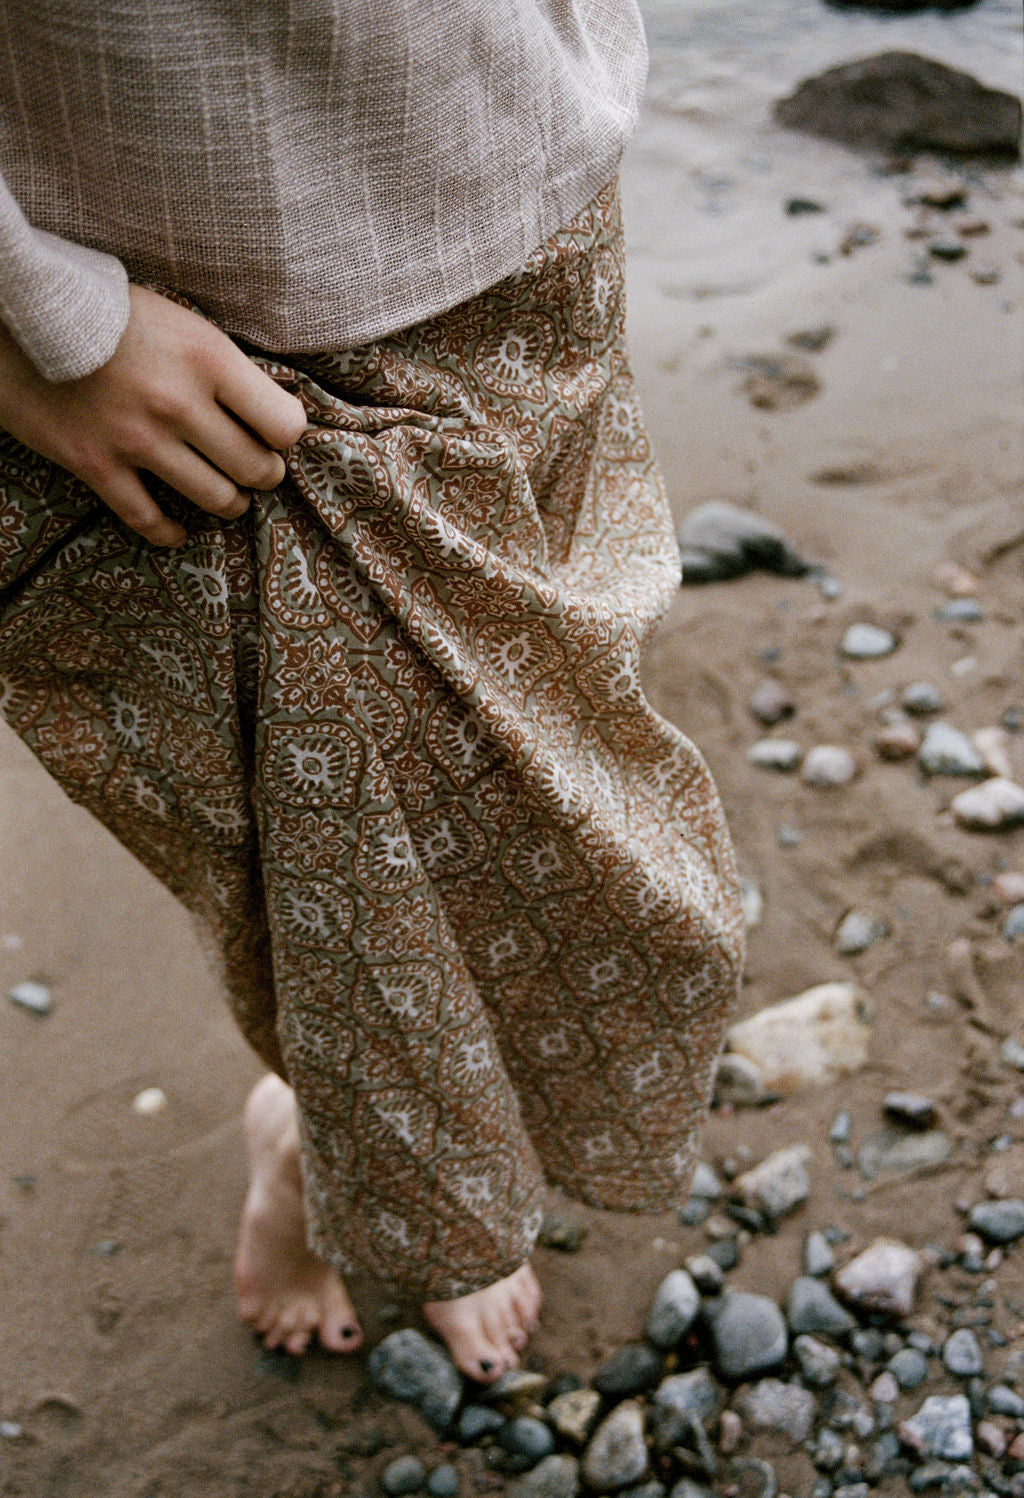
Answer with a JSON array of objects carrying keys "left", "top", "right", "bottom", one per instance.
[{"left": 1, "top": 5, "right": 1022, "bottom": 1494}]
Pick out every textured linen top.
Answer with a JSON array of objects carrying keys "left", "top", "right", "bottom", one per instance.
[{"left": 0, "top": 0, "right": 647, "bottom": 382}]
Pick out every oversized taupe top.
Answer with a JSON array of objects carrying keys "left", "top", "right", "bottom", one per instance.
[{"left": 0, "top": 0, "right": 647, "bottom": 382}]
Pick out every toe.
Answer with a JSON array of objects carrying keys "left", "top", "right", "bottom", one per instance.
[{"left": 320, "top": 1317, "right": 363, "bottom": 1353}]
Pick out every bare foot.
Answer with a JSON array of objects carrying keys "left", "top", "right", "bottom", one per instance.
[
  {"left": 234, "top": 1073, "right": 363, "bottom": 1356},
  {"left": 424, "top": 1263, "right": 542, "bottom": 1382}
]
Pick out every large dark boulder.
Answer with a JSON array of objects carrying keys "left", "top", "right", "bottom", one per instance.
[{"left": 774, "top": 52, "right": 1022, "bottom": 159}]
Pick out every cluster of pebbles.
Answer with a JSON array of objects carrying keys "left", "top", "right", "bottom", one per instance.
[{"left": 363, "top": 1133, "right": 1024, "bottom": 1498}]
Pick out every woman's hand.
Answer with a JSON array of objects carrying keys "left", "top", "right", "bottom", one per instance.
[{"left": 0, "top": 284, "right": 307, "bottom": 546}]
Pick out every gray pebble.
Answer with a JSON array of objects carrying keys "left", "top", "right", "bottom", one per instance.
[
  {"left": 858, "top": 1127, "right": 952, "bottom": 1179},
  {"left": 793, "top": 1333, "right": 842, "bottom": 1387},
  {"left": 936, "top": 598, "right": 984, "bottom": 622},
  {"left": 1004, "top": 904, "right": 1024, "bottom": 941},
  {"left": 943, "top": 1329, "right": 984, "bottom": 1377},
  {"left": 835, "top": 910, "right": 888, "bottom": 956},
  {"left": 678, "top": 1197, "right": 711, "bottom": 1226},
  {"left": 901, "top": 681, "right": 944, "bottom": 716},
  {"left": 703, "top": 1291, "right": 788, "bottom": 1380},
  {"left": 969, "top": 1198, "right": 1024, "bottom": 1243},
  {"left": 801, "top": 744, "right": 857, "bottom": 788},
  {"left": 624, "top": 1486, "right": 667, "bottom": 1498},
  {"left": 381, "top": 1455, "right": 427, "bottom": 1496},
  {"left": 829, "top": 1110, "right": 852, "bottom": 1144},
  {"left": 883, "top": 1091, "right": 938, "bottom": 1128},
  {"left": 749, "top": 678, "right": 795, "bottom": 726},
  {"left": 668, "top": 1483, "right": 711, "bottom": 1498},
  {"left": 505, "top": 1455, "right": 580, "bottom": 1498},
  {"left": 786, "top": 1276, "right": 855, "bottom": 1337},
  {"left": 888, "top": 1347, "right": 929, "bottom": 1389},
  {"left": 707, "top": 1237, "right": 741, "bottom": 1273},
  {"left": 812, "top": 1427, "right": 845, "bottom": 1471},
  {"left": 456, "top": 1404, "right": 506, "bottom": 1443},
  {"left": 734, "top": 1145, "right": 812, "bottom": 1220},
  {"left": 841, "top": 623, "right": 897, "bottom": 659},
  {"left": 834, "top": 1239, "right": 923, "bottom": 1319},
  {"left": 582, "top": 1401, "right": 648, "bottom": 1491},
  {"left": 988, "top": 1384, "right": 1024, "bottom": 1416},
  {"left": 6, "top": 980, "right": 52, "bottom": 1016},
  {"left": 499, "top": 1417, "right": 556, "bottom": 1468},
  {"left": 899, "top": 1394, "right": 973, "bottom": 1462},
  {"left": 832, "top": 1486, "right": 870, "bottom": 1498},
  {"left": 690, "top": 1162, "right": 723, "bottom": 1200},
  {"left": 713, "top": 1053, "right": 766, "bottom": 1107},
  {"left": 425, "top": 1465, "right": 460, "bottom": 1498},
  {"left": 803, "top": 1231, "right": 835, "bottom": 1276},
  {"left": 0, "top": 1421, "right": 23, "bottom": 1440},
  {"left": 649, "top": 1369, "right": 722, "bottom": 1451},
  {"left": 538, "top": 1213, "right": 588, "bottom": 1253},
  {"left": 367, "top": 1330, "right": 462, "bottom": 1432},
  {"left": 725, "top": 1456, "right": 778, "bottom": 1498},
  {"left": 677, "top": 502, "right": 810, "bottom": 584},
  {"left": 918, "top": 722, "right": 986, "bottom": 777},
  {"left": 593, "top": 1342, "right": 663, "bottom": 1397},
  {"left": 547, "top": 1388, "right": 600, "bottom": 1447},
  {"left": 747, "top": 738, "right": 802, "bottom": 772},
  {"left": 864, "top": 1430, "right": 902, "bottom": 1481},
  {"left": 735, "top": 1378, "right": 817, "bottom": 1444},
  {"left": 646, "top": 1270, "right": 701, "bottom": 1349},
  {"left": 685, "top": 1254, "right": 725, "bottom": 1295}
]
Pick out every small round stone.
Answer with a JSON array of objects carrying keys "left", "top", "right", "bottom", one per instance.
[
  {"left": 457, "top": 1405, "right": 506, "bottom": 1443},
  {"left": 425, "top": 1464, "right": 460, "bottom": 1498},
  {"left": 801, "top": 744, "right": 857, "bottom": 788},
  {"left": 793, "top": 1334, "right": 842, "bottom": 1387},
  {"left": 381, "top": 1455, "right": 428, "bottom": 1496},
  {"left": 943, "top": 1329, "right": 984, "bottom": 1377},
  {"left": 749, "top": 678, "right": 795, "bottom": 726},
  {"left": 936, "top": 597, "right": 984, "bottom": 622},
  {"left": 803, "top": 1231, "right": 835, "bottom": 1277},
  {"left": 888, "top": 1347, "right": 929, "bottom": 1389},
  {"left": 841, "top": 624, "right": 897, "bottom": 659},
  {"left": 1004, "top": 904, "right": 1024, "bottom": 941},
  {"left": 498, "top": 1416, "right": 556, "bottom": 1467},
  {"left": 901, "top": 681, "right": 944, "bottom": 716},
  {"left": 748, "top": 738, "right": 802, "bottom": 773},
  {"left": 132, "top": 1086, "right": 168, "bottom": 1116},
  {"left": 969, "top": 1198, "right": 1024, "bottom": 1243},
  {"left": 593, "top": 1342, "right": 664, "bottom": 1397}
]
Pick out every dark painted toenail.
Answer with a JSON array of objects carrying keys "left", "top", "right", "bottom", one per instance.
[
  {"left": 479, "top": 1359, "right": 493, "bottom": 1374},
  {"left": 341, "top": 1326, "right": 356, "bottom": 1339}
]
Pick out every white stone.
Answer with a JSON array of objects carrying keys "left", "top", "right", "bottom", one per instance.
[
  {"left": 646, "top": 1270, "right": 701, "bottom": 1348},
  {"left": 739, "top": 877, "right": 763, "bottom": 929},
  {"left": 801, "top": 744, "right": 857, "bottom": 788},
  {"left": 581, "top": 1401, "right": 648, "bottom": 1490},
  {"left": 713, "top": 1052, "right": 766, "bottom": 1107},
  {"left": 724, "top": 982, "right": 873, "bottom": 1095},
  {"left": 548, "top": 1388, "right": 601, "bottom": 1446},
  {"left": 899, "top": 1394, "right": 973, "bottom": 1462},
  {"left": 834, "top": 1238, "right": 922, "bottom": 1319},
  {"left": 132, "top": 1087, "right": 168, "bottom": 1116},
  {"left": 974, "top": 726, "right": 1015, "bottom": 779},
  {"left": 6, "top": 980, "right": 52, "bottom": 1015},
  {"left": 735, "top": 1146, "right": 812, "bottom": 1220},
  {"left": 952, "top": 777, "right": 1024, "bottom": 831},
  {"left": 747, "top": 739, "right": 802, "bottom": 772},
  {"left": 841, "top": 623, "right": 897, "bottom": 659},
  {"left": 919, "top": 722, "right": 986, "bottom": 777}
]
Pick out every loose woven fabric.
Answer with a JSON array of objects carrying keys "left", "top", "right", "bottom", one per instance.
[{"left": 0, "top": 183, "right": 743, "bottom": 1297}]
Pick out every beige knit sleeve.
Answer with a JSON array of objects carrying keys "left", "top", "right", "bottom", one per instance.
[{"left": 0, "top": 171, "right": 130, "bottom": 383}]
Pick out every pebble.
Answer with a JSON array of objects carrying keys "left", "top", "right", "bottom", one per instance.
[
  {"left": 685, "top": 1255, "right": 725, "bottom": 1295},
  {"left": 734, "top": 1145, "right": 811, "bottom": 1220},
  {"left": 538, "top": 1214, "right": 588, "bottom": 1253},
  {"left": 646, "top": 1270, "right": 701, "bottom": 1349},
  {"left": 718, "top": 1410, "right": 743, "bottom": 1454},
  {"left": 857, "top": 1127, "right": 951, "bottom": 1179},
  {"left": 802, "top": 744, "right": 857, "bottom": 788},
  {"left": 812, "top": 1427, "right": 845, "bottom": 1472},
  {"left": 888, "top": 1347, "right": 929, "bottom": 1389},
  {"left": 875, "top": 720, "right": 922, "bottom": 760},
  {"left": 726, "top": 1456, "right": 778, "bottom": 1498},
  {"left": 547, "top": 1388, "right": 601, "bottom": 1446},
  {"left": 968, "top": 1198, "right": 1024, "bottom": 1243},
  {"left": 690, "top": 1162, "right": 723, "bottom": 1200},
  {"left": 1003, "top": 904, "right": 1024, "bottom": 941},
  {"left": 993, "top": 870, "right": 1024, "bottom": 905},
  {"left": 677, "top": 502, "right": 811, "bottom": 584},
  {"left": 901, "top": 681, "right": 944, "bottom": 716},
  {"left": 735, "top": 1379, "right": 816, "bottom": 1445},
  {"left": 0, "top": 1421, "right": 23, "bottom": 1440},
  {"left": 973, "top": 725, "right": 1014, "bottom": 778},
  {"left": 6, "top": 980, "right": 52, "bottom": 1016},
  {"left": 747, "top": 739, "right": 802, "bottom": 772},
  {"left": 869, "top": 1371, "right": 899, "bottom": 1403},
  {"left": 1002, "top": 1037, "right": 1024, "bottom": 1070},
  {"left": 928, "top": 237, "right": 967, "bottom": 261},
  {"left": 649, "top": 1369, "right": 723, "bottom": 1450},
  {"left": 952, "top": 777, "right": 1024, "bottom": 830},
  {"left": 593, "top": 1343, "right": 664, "bottom": 1398},
  {"left": 713, "top": 1053, "right": 766, "bottom": 1107},
  {"left": 381, "top": 1455, "right": 428, "bottom": 1495},
  {"left": 724, "top": 982, "right": 872, "bottom": 1094},
  {"left": 457, "top": 1405, "right": 506, "bottom": 1443},
  {"left": 131, "top": 1086, "right": 168, "bottom": 1116},
  {"left": 899, "top": 1394, "right": 973, "bottom": 1462},
  {"left": 971, "top": 264, "right": 1000, "bottom": 284},
  {"left": 706, "top": 1237, "right": 740, "bottom": 1273},
  {"left": 804, "top": 1231, "right": 835, "bottom": 1277},
  {"left": 425, "top": 1465, "right": 460, "bottom": 1498},
  {"left": 483, "top": 1371, "right": 548, "bottom": 1404},
  {"left": 749, "top": 678, "right": 795, "bottom": 726},
  {"left": 976, "top": 1421, "right": 1007, "bottom": 1458},
  {"left": 739, "top": 877, "right": 763, "bottom": 929},
  {"left": 786, "top": 1276, "right": 855, "bottom": 1337},
  {"left": 835, "top": 910, "right": 888, "bottom": 956},
  {"left": 942, "top": 1329, "right": 984, "bottom": 1379},
  {"left": 883, "top": 1091, "right": 938, "bottom": 1128},
  {"left": 506, "top": 1454, "right": 580, "bottom": 1498},
  {"left": 581, "top": 1401, "right": 648, "bottom": 1491},
  {"left": 499, "top": 1417, "right": 557, "bottom": 1469},
  {"left": 936, "top": 597, "right": 984, "bottom": 622},
  {"left": 829, "top": 1110, "right": 852, "bottom": 1144},
  {"left": 932, "top": 559, "right": 978, "bottom": 594},
  {"left": 841, "top": 624, "right": 897, "bottom": 659},
  {"left": 702, "top": 1291, "right": 788, "bottom": 1381},
  {"left": 367, "top": 1330, "right": 463, "bottom": 1432},
  {"left": 918, "top": 722, "right": 986, "bottom": 777},
  {"left": 793, "top": 1334, "right": 843, "bottom": 1387},
  {"left": 833, "top": 1238, "right": 922, "bottom": 1319},
  {"left": 987, "top": 1384, "right": 1024, "bottom": 1417}
]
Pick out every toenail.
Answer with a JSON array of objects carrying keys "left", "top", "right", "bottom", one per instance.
[
  {"left": 479, "top": 1358, "right": 493, "bottom": 1374},
  {"left": 341, "top": 1326, "right": 356, "bottom": 1339}
]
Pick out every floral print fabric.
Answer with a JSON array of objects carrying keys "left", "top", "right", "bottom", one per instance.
[{"left": 0, "top": 181, "right": 743, "bottom": 1298}]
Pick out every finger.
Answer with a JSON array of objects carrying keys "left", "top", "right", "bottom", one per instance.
[
  {"left": 91, "top": 468, "right": 188, "bottom": 548},
  {"left": 146, "top": 441, "right": 251, "bottom": 519},
  {"left": 180, "top": 404, "right": 288, "bottom": 491},
  {"left": 214, "top": 346, "right": 307, "bottom": 451}
]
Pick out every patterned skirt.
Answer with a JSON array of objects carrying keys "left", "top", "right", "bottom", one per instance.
[{"left": 0, "top": 181, "right": 743, "bottom": 1298}]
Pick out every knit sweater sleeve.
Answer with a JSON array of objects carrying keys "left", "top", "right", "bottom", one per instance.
[{"left": 0, "top": 169, "right": 130, "bottom": 383}]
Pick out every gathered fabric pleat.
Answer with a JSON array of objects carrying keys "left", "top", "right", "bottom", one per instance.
[{"left": 0, "top": 181, "right": 743, "bottom": 1297}]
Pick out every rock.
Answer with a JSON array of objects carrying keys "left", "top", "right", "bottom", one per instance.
[
  {"left": 703, "top": 1292, "right": 788, "bottom": 1381},
  {"left": 793, "top": 1334, "right": 843, "bottom": 1386},
  {"left": 993, "top": 871, "right": 1024, "bottom": 906},
  {"left": 803, "top": 1232, "right": 835, "bottom": 1277},
  {"left": 749, "top": 679, "right": 795, "bottom": 726},
  {"left": 482, "top": 1370, "right": 548, "bottom": 1404},
  {"left": 834, "top": 1239, "right": 923, "bottom": 1319},
  {"left": 929, "top": 238, "right": 969, "bottom": 261},
  {"left": 457, "top": 1404, "right": 506, "bottom": 1442},
  {"left": 801, "top": 745, "right": 857, "bottom": 788},
  {"left": 499, "top": 1416, "right": 557, "bottom": 1469},
  {"left": 738, "top": 353, "right": 821, "bottom": 412},
  {"left": 735, "top": 1380, "right": 816, "bottom": 1445},
  {"left": 875, "top": 722, "right": 921, "bottom": 760},
  {"left": 678, "top": 503, "right": 812, "bottom": 584},
  {"left": 739, "top": 878, "right": 763, "bottom": 930},
  {"left": 367, "top": 1330, "right": 462, "bottom": 1432},
  {"left": 773, "top": 53, "right": 1021, "bottom": 159},
  {"left": 425, "top": 1466, "right": 460, "bottom": 1498},
  {"left": 592, "top": 1343, "right": 663, "bottom": 1398},
  {"left": 1004, "top": 904, "right": 1024, "bottom": 941},
  {"left": 668, "top": 1483, "right": 712, "bottom": 1498},
  {"left": 690, "top": 1162, "right": 724, "bottom": 1200},
  {"left": 713, "top": 1052, "right": 767, "bottom": 1107},
  {"left": 131, "top": 1086, "right": 168, "bottom": 1116},
  {"left": 686, "top": 1255, "right": 725, "bottom": 1295},
  {"left": 943, "top": 1329, "right": 984, "bottom": 1377},
  {"left": 829, "top": 1110, "right": 852, "bottom": 1144},
  {"left": 888, "top": 1347, "right": 929, "bottom": 1389},
  {"left": 786, "top": 197, "right": 826, "bottom": 215},
  {"left": 858, "top": 1127, "right": 952, "bottom": 1179},
  {"left": 901, "top": 681, "right": 944, "bottom": 716},
  {"left": 937, "top": 600, "right": 984, "bottom": 625},
  {"left": 506, "top": 1454, "right": 581, "bottom": 1498},
  {"left": 6, "top": 980, "right": 52, "bottom": 1016},
  {"left": 987, "top": 1385, "right": 1024, "bottom": 1418},
  {"left": 883, "top": 1092, "right": 938, "bottom": 1128},
  {"left": 786, "top": 1277, "right": 855, "bottom": 1337},
  {"left": 581, "top": 1401, "right": 648, "bottom": 1491},
  {"left": 381, "top": 1455, "right": 428, "bottom": 1496},
  {"left": 952, "top": 777, "right": 1024, "bottom": 830},
  {"left": 787, "top": 324, "right": 835, "bottom": 351},
  {"left": 835, "top": 910, "right": 889, "bottom": 956},
  {"left": 724, "top": 1456, "right": 778, "bottom": 1498},
  {"left": 840, "top": 623, "right": 897, "bottom": 659},
  {"left": 899, "top": 1394, "right": 973, "bottom": 1462},
  {"left": 649, "top": 1369, "right": 723, "bottom": 1450},
  {"left": 869, "top": 1371, "right": 899, "bottom": 1403},
  {"left": 918, "top": 722, "right": 986, "bottom": 776},
  {"left": 547, "top": 1388, "right": 601, "bottom": 1447},
  {"left": 646, "top": 1271, "right": 701, "bottom": 1349},
  {"left": 968, "top": 1198, "right": 1024, "bottom": 1243},
  {"left": 976, "top": 1421, "right": 1007, "bottom": 1458},
  {"left": 734, "top": 1146, "right": 812, "bottom": 1220},
  {"left": 1001, "top": 1037, "right": 1024, "bottom": 1070},
  {"left": 725, "top": 982, "right": 873, "bottom": 1094},
  {"left": 987, "top": 1143, "right": 1024, "bottom": 1199},
  {"left": 747, "top": 739, "right": 802, "bottom": 773},
  {"left": 538, "top": 1214, "right": 588, "bottom": 1253},
  {"left": 973, "top": 727, "right": 1015, "bottom": 778}
]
